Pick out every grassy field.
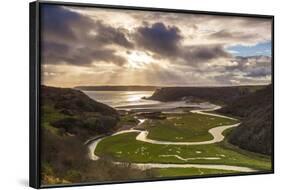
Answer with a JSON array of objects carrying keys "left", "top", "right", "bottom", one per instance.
[
  {"left": 95, "top": 112, "right": 271, "bottom": 177},
  {"left": 145, "top": 112, "right": 237, "bottom": 142},
  {"left": 154, "top": 168, "right": 237, "bottom": 177}
]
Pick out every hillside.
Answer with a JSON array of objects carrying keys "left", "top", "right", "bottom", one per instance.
[
  {"left": 148, "top": 84, "right": 273, "bottom": 155},
  {"left": 41, "top": 86, "right": 148, "bottom": 184},
  {"left": 42, "top": 85, "right": 120, "bottom": 137},
  {"left": 147, "top": 86, "right": 264, "bottom": 104},
  {"left": 42, "top": 86, "right": 118, "bottom": 116},
  {"left": 75, "top": 85, "right": 159, "bottom": 91},
  {"left": 219, "top": 85, "right": 273, "bottom": 155}
]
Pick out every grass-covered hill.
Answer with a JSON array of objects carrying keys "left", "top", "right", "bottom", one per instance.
[
  {"left": 42, "top": 85, "right": 118, "bottom": 116},
  {"left": 148, "top": 86, "right": 264, "bottom": 104},
  {"left": 41, "top": 85, "right": 119, "bottom": 137},
  {"left": 41, "top": 86, "right": 149, "bottom": 185},
  {"left": 218, "top": 85, "right": 273, "bottom": 155}
]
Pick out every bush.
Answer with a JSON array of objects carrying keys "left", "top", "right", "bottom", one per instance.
[{"left": 41, "top": 128, "right": 153, "bottom": 184}]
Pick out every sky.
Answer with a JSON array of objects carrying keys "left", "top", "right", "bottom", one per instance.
[{"left": 41, "top": 5, "right": 272, "bottom": 87}]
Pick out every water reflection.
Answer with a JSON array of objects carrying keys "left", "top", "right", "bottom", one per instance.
[{"left": 83, "top": 91, "right": 156, "bottom": 108}]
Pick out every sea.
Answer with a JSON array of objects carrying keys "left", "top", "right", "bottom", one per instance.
[{"left": 83, "top": 90, "right": 214, "bottom": 112}]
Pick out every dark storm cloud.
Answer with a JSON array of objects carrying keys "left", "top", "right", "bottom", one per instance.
[
  {"left": 180, "top": 45, "right": 231, "bottom": 65},
  {"left": 42, "top": 7, "right": 236, "bottom": 68},
  {"left": 92, "top": 21, "right": 133, "bottom": 48},
  {"left": 41, "top": 5, "right": 132, "bottom": 66},
  {"left": 134, "top": 22, "right": 231, "bottom": 65},
  {"left": 42, "top": 42, "right": 126, "bottom": 66},
  {"left": 41, "top": 5, "right": 92, "bottom": 43},
  {"left": 134, "top": 22, "right": 183, "bottom": 57}
]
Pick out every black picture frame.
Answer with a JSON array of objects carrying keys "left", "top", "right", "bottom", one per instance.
[{"left": 30, "top": 1, "right": 274, "bottom": 188}]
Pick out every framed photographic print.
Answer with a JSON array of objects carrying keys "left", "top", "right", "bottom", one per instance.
[{"left": 29, "top": 1, "right": 274, "bottom": 188}]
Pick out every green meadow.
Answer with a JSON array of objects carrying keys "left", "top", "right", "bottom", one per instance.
[
  {"left": 95, "top": 112, "right": 271, "bottom": 177},
  {"left": 154, "top": 168, "right": 237, "bottom": 177},
  {"left": 145, "top": 112, "right": 237, "bottom": 142}
]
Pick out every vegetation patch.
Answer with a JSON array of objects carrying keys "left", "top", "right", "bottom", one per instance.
[
  {"left": 96, "top": 112, "right": 271, "bottom": 171},
  {"left": 146, "top": 112, "right": 237, "bottom": 142},
  {"left": 154, "top": 168, "right": 237, "bottom": 177},
  {"left": 40, "top": 86, "right": 152, "bottom": 185}
]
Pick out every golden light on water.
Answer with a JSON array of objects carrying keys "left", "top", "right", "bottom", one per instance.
[
  {"left": 126, "top": 93, "right": 142, "bottom": 102},
  {"left": 123, "top": 91, "right": 154, "bottom": 103}
]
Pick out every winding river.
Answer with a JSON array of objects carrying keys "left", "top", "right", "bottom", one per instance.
[{"left": 88, "top": 105, "right": 257, "bottom": 173}]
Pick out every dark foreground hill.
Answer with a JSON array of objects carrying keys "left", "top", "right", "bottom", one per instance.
[
  {"left": 148, "top": 86, "right": 264, "bottom": 104},
  {"left": 41, "top": 86, "right": 149, "bottom": 184},
  {"left": 42, "top": 86, "right": 120, "bottom": 135},
  {"left": 219, "top": 85, "right": 273, "bottom": 155},
  {"left": 42, "top": 85, "right": 118, "bottom": 116}
]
